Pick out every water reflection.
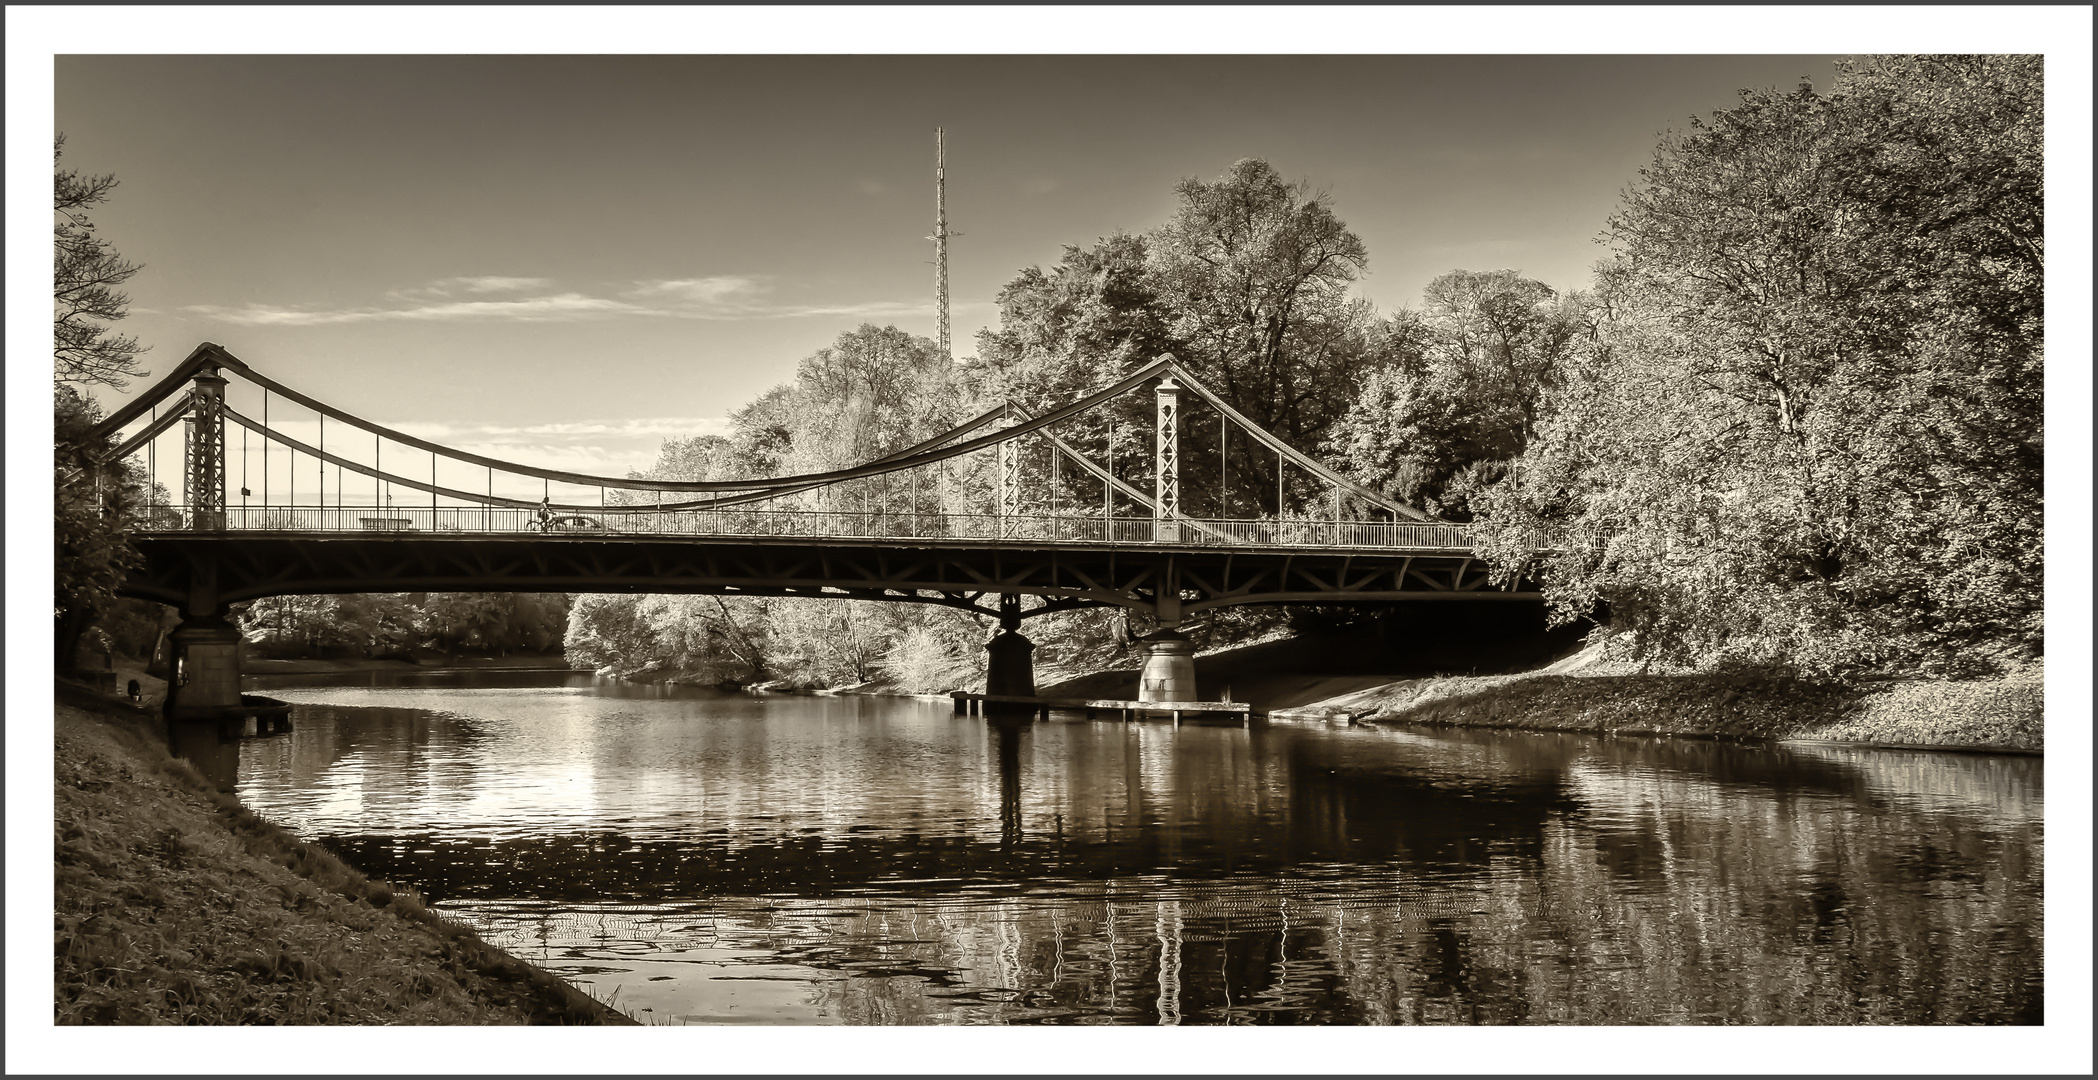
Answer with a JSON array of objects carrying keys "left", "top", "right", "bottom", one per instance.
[{"left": 237, "top": 680, "right": 2043, "bottom": 1025}]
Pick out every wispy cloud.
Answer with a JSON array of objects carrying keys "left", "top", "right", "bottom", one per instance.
[
  {"left": 454, "top": 275, "right": 553, "bottom": 294},
  {"left": 391, "top": 417, "right": 733, "bottom": 443},
  {"left": 190, "top": 294, "right": 644, "bottom": 326},
  {"left": 484, "top": 418, "right": 736, "bottom": 440},
  {"left": 630, "top": 275, "right": 767, "bottom": 307},
  {"left": 223, "top": 418, "right": 729, "bottom": 479},
  {"left": 383, "top": 275, "right": 556, "bottom": 302},
  {"left": 189, "top": 275, "right": 930, "bottom": 326}
]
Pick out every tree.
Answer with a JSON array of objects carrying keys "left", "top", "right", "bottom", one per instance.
[
  {"left": 55, "top": 386, "right": 145, "bottom": 665},
  {"left": 1477, "top": 55, "right": 2043, "bottom": 675},
  {"left": 1147, "top": 159, "right": 1394, "bottom": 514},
  {"left": 54, "top": 138, "right": 154, "bottom": 665},
  {"left": 569, "top": 324, "right": 979, "bottom": 687},
  {"left": 1149, "top": 160, "right": 1380, "bottom": 442},
  {"left": 974, "top": 232, "right": 1178, "bottom": 413},
  {"left": 972, "top": 233, "right": 1178, "bottom": 517},
  {"left": 1327, "top": 270, "right": 1589, "bottom": 519},
  {"left": 55, "top": 135, "right": 148, "bottom": 388}
]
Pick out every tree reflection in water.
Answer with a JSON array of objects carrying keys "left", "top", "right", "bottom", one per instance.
[{"left": 240, "top": 689, "right": 2043, "bottom": 1025}]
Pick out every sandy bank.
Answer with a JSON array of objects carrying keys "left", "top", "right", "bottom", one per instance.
[{"left": 53, "top": 684, "right": 634, "bottom": 1025}]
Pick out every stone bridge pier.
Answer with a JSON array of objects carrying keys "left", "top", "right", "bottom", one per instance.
[
  {"left": 1137, "top": 558, "right": 1197, "bottom": 705},
  {"left": 981, "top": 553, "right": 1201, "bottom": 717},
  {"left": 982, "top": 593, "right": 1036, "bottom": 717},
  {"left": 159, "top": 544, "right": 248, "bottom": 787}
]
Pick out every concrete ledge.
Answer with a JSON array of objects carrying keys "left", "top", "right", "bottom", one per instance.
[{"left": 953, "top": 691, "right": 1251, "bottom": 720}]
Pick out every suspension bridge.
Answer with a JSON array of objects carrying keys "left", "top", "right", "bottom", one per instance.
[{"left": 89, "top": 342, "right": 1535, "bottom": 723}]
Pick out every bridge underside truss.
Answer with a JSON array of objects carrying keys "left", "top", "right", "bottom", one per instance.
[{"left": 126, "top": 535, "right": 1536, "bottom": 619}]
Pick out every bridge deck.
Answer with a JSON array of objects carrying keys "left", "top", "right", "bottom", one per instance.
[{"left": 142, "top": 504, "right": 1475, "bottom": 553}]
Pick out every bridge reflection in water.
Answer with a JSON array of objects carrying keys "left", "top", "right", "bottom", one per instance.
[{"left": 235, "top": 688, "right": 2044, "bottom": 1026}]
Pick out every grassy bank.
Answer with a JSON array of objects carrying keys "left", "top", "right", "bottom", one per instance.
[
  {"left": 53, "top": 685, "right": 635, "bottom": 1025},
  {"left": 1285, "top": 651, "right": 2044, "bottom": 753}
]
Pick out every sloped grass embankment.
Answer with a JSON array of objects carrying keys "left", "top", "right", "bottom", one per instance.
[
  {"left": 1298, "top": 656, "right": 2043, "bottom": 753},
  {"left": 54, "top": 686, "right": 634, "bottom": 1025}
]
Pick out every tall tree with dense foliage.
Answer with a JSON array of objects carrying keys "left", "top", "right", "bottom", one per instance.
[
  {"left": 55, "top": 135, "right": 148, "bottom": 389},
  {"left": 1148, "top": 160, "right": 1385, "bottom": 453},
  {"left": 1477, "top": 55, "right": 2043, "bottom": 675},
  {"left": 971, "top": 233, "right": 1177, "bottom": 516},
  {"left": 1327, "top": 270, "right": 1590, "bottom": 520},
  {"left": 56, "top": 387, "right": 147, "bottom": 665},
  {"left": 54, "top": 136, "right": 156, "bottom": 665},
  {"left": 570, "top": 324, "right": 992, "bottom": 688},
  {"left": 978, "top": 160, "right": 1392, "bottom": 517},
  {"left": 974, "top": 232, "right": 1177, "bottom": 411}
]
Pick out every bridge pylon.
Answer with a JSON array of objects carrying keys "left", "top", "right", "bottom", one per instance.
[
  {"left": 184, "top": 362, "right": 228, "bottom": 532},
  {"left": 1154, "top": 375, "right": 1181, "bottom": 543}
]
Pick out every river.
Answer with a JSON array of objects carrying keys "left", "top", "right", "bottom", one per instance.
[{"left": 233, "top": 669, "right": 2043, "bottom": 1025}]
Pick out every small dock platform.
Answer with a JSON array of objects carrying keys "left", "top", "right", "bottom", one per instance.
[{"left": 953, "top": 692, "right": 1253, "bottom": 722}]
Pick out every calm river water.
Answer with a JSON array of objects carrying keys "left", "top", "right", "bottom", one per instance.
[{"left": 236, "top": 670, "right": 2043, "bottom": 1025}]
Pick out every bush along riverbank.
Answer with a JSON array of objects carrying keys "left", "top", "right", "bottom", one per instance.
[
  {"left": 53, "top": 685, "right": 635, "bottom": 1025},
  {"left": 1282, "top": 651, "right": 2043, "bottom": 754}
]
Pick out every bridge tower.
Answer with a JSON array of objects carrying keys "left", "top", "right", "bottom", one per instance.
[
  {"left": 166, "top": 358, "right": 247, "bottom": 766},
  {"left": 1138, "top": 376, "right": 1197, "bottom": 703},
  {"left": 997, "top": 404, "right": 1019, "bottom": 537},
  {"left": 1153, "top": 375, "right": 1181, "bottom": 543},
  {"left": 184, "top": 362, "right": 228, "bottom": 532}
]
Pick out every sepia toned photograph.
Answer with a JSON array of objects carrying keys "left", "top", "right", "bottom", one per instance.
[{"left": 15, "top": 6, "right": 2090, "bottom": 1074}]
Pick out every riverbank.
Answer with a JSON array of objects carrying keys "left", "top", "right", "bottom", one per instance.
[
  {"left": 244, "top": 652, "right": 575, "bottom": 676},
  {"left": 1271, "top": 646, "right": 2044, "bottom": 753},
  {"left": 53, "top": 684, "right": 635, "bottom": 1025},
  {"left": 582, "top": 624, "right": 2043, "bottom": 755}
]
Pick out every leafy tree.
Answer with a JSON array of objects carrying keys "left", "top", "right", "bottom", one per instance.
[
  {"left": 54, "top": 135, "right": 148, "bottom": 389},
  {"left": 1146, "top": 159, "right": 1397, "bottom": 515},
  {"left": 1328, "top": 270, "right": 1590, "bottom": 519},
  {"left": 571, "top": 323, "right": 982, "bottom": 686},
  {"left": 971, "top": 233, "right": 1176, "bottom": 515},
  {"left": 55, "top": 386, "right": 146, "bottom": 665},
  {"left": 1478, "top": 55, "right": 2043, "bottom": 675},
  {"left": 793, "top": 324, "right": 959, "bottom": 465},
  {"left": 565, "top": 592, "right": 665, "bottom": 674},
  {"left": 1149, "top": 160, "right": 1383, "bottom": 442},
  {"left": 879, "top": 623, "right": 980, "bottom": 694},
  {"left": 975, "top": 162, "right": 1391, "bottom": 518},
  {"left": 54, "top": 138, "right": 154, "bottom": 665},
  {"left": 975, "top": 231, "right": 1177, "bottom": 411}
]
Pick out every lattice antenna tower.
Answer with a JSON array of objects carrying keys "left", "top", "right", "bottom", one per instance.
[{"left": 930, "top": 127, "right": 951, "bottom": 359}]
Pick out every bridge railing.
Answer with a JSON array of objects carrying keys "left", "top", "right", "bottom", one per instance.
[{"left": 164, "top": 505, "right": 1475, "bottom": 551}]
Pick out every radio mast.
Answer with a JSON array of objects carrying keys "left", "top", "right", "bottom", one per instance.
[{"left": 931, "top": 127, "right": 950, "bottom": 359}]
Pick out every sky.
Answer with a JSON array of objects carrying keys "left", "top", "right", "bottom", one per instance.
[{"left": 45, "top": 49, "right": 1874, "bottom": 480}]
